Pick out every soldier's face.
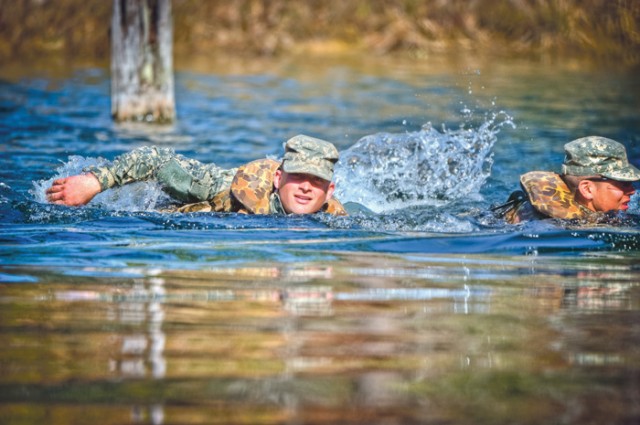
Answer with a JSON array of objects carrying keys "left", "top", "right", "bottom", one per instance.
[
  {"left": 274, "top": 170, "right": 335, "bottom": 215},
  {"left": 589, "top": 179, "right": 636, "bottom": 212}
]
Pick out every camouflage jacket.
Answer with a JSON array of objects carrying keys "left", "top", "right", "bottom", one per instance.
[
  {"left": 88, "top": 146, "right": 347, "bottom": 215},
  {"left": 494, "top": 171, "right": 593, "bottom": 224}
]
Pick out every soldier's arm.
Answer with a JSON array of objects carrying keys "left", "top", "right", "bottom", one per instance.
[
  {"left": 46, "top": 146, "right": 177, "bottom": 206},
  {"left": 86, "top": 146, "right": 180, "bottom": 191},
  {"left": 50, "top": 146, "right": 238, "bottom": 206}
]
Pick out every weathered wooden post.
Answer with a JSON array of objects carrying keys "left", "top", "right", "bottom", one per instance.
[{"left": 111, "top": 0, "right": 175, "bottom": 123}]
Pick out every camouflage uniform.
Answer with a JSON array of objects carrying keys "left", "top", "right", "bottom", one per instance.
[
  {"left": 494, "top": 136, "right": 640, "bottom": 224},
  {"left": 88, "top": 134, "right": 347, "bottom": 215}
]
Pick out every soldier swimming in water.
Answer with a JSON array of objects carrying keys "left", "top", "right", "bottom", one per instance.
[
  {"left": 46, "top": 134, "right": 347, "bottom": 216},
  {"left": 494, "top": 136, "right": 639, "bottom": 223}
]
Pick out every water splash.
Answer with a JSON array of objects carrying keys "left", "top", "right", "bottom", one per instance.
[
  {"left": 31, "top": 155, "right": 172, "bottom": 212},
  {"left": 334, "top": 111, "right": 514, "bottom": 213}
]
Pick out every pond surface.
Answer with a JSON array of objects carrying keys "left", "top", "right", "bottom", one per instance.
[{"left": 1, "top": 54, "right": 639, "bottom": 424}]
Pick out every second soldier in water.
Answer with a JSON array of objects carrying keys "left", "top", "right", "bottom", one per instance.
[{"left": 495, "top": 136, "right": 638, "bottom": 224}]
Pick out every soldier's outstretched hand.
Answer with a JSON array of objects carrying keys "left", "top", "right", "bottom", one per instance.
[{"left": 46, "top": 174, "right": 102, "bottom": 206}]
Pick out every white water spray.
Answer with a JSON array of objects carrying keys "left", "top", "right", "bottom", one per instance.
[{"left": 334, "top": 112, "right": 514, "bottom": 213}]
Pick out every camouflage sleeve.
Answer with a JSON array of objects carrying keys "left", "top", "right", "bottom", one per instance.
[{"left": 86, "top": 146, "right": 238, "bottom": 203}]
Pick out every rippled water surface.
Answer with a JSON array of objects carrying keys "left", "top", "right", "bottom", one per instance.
[{"left": 1, "top": 54, "right": 639, "bottom": 424}]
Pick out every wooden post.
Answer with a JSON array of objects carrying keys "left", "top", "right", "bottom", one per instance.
[{"left": 111, "top": 0, "right": 175, "bottom": 123}]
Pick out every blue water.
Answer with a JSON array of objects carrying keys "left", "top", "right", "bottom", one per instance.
[
  {"left": 2, "top": 57, "right": 639, "bottom": 278},
  {"left": 1, "top": 55, "right": 640, "bottom": 425}
]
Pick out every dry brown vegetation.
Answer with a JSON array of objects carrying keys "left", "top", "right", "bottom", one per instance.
[{"left": 1, "top": 0, "right": 639, "bottom": 65}]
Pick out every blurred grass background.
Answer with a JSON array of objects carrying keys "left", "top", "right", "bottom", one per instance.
[{"left": 1, "top": 0, "right": 639, "bottom": 65}]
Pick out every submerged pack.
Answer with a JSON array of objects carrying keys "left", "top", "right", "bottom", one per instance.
[{"left": 494, "top": 171, "right": 589, "bottom": 224}]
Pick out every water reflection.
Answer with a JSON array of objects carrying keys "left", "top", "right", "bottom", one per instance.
[
  {"left": 561, "top": 281, "right": 634, "bottom": 311},
  {"left": 1, "top": 254, "right": 639, "bottom": 424},
  {"left": 110, "top": 278, "right": 167, "bottom": 423},
  {"left": 2, "top": 53, "right": 640, "bottom": 424},
  {"left": 281, "top": 286, "right": 333, "bottom": 316},
  {"left": 52, "top": 277, "right": 169, "bottom": 423}
]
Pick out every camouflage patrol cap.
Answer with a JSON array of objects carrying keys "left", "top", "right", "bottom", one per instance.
[
  {"left": 562, "top": 136, "right": 640, "bottom": 181},
  {"left": 281, "top": 134, "right": 339, "bottom": 181}
]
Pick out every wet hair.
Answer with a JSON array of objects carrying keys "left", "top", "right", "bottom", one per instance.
[{"left": 560, "top": 174, "right": 586, "bottom": 194}]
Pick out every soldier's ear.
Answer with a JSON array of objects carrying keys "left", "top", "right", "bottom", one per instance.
[
  {"left": 274, "top": 169, "right": 283, "bottom": 190},
  {"left": 324, "top": 182, "right": 335, "bottom": 202},
  {"left": 576, "top": 179, "right": 595, "bottom": 200}
]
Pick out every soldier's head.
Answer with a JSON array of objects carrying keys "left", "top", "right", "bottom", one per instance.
[
  {"left": 274, "top": 134, "right": 338, "bottom": 214},
  {"left": 561, "top": 136, "right": 639, "bottom": 213}
]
